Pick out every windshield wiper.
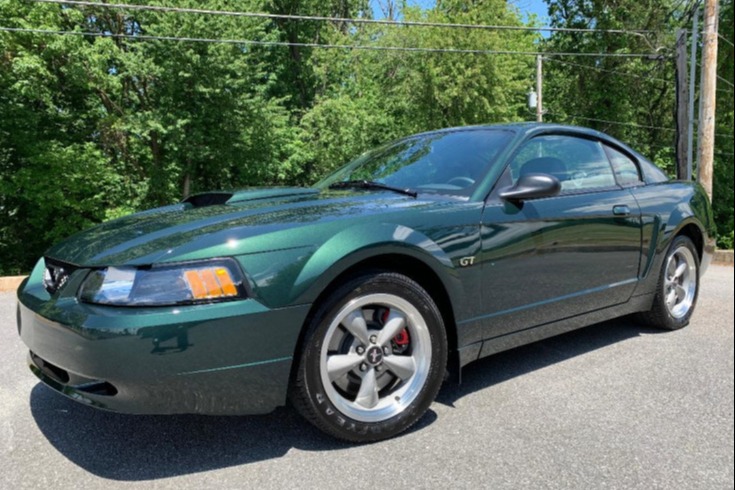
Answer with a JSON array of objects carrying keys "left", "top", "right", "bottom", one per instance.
[{"left": 328, "top": 180, "right": 418, "bottom": 198}]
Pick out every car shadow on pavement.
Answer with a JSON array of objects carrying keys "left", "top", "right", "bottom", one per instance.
[
  {"left": 30, "top": 384, "right": 356, "bottom": 480},
  {"left": 30, "top": 316, "right": 659, "bottom": 481},
  {"left": 437, "top": 316, "right": 664, "bottom": 406}
]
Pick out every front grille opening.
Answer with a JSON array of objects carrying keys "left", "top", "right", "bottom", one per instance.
[
  {"left": 76, "top": 381, "right": 118, "bottom": 397},
  {"left": 31, "top": 352, "right": 118, "bottom": 397},
  {"left": 31, "top": 352, "right": 70, "bottom": 384},
  {"left": 43, "top": 258, "right": 78, "bottom": 295}
]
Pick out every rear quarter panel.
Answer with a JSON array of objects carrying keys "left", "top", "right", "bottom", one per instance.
[{"left": 630, "top": 180, "right": 715, "bottom": 297}]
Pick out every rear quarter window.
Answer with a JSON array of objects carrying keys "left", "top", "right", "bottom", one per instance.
[{"left": 604, "top": 145, "right": 643, "bottom": 187}]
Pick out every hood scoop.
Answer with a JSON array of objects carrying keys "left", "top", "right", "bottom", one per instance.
[
  {"left": 183, "top": 192, "right": 233, "bottom": 207},
  {"left": 183, "top": 187, "right": 320, "bottom": 208}
]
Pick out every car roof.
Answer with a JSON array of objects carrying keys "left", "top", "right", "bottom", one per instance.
[
  {"left": 414, "top": 122, "right": 609, "bottom": 140},
  {"left": 414, "top": 122, "right": 647, "bottom": 161},
  {"left": 413, "top": 122, "right": 669, "bottom": 187}
]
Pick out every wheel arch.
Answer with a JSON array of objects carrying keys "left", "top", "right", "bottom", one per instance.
[
  {"left": 676, "top": 222, "right": 704, "bottom": 261},
  {"left": 288, "top": 240, "right": 462, "bottom": 386},
  {"left": 289, "top": 252, "right": 459, "bottom": 390},
  {"left": 290, "top": 223, "right": 461, "bottom": 307},
  {"left": 305, "top": 253, "right": 458, "bottom": 354},
  {"left": 659, "top": 182, "right": 715, "bottom": 270}
]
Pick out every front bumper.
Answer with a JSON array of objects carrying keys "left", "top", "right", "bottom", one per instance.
[{"left": 17, "top": 275, "right": 310, "bottom": 415}]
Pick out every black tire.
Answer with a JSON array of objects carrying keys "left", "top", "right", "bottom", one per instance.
[
  {"left": 638, "top": 235, "right": 700, "bottom": 330},
  {"left": 290, "top": 271, "right": 447, "bottom": 442}
]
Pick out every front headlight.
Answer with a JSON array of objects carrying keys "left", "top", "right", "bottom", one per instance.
[{"left": 79, "top": 259, "right": 247, "bottom": 306}]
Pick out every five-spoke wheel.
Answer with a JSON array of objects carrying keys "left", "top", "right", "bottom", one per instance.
[
  {"left": 291, "top": 272, "right": 446, "bottom": 442},
  {"left": 639, "top": 235, "right": 700, "bottom": 330},
  {"left": 320, "top": 293, "right": 431, "bottom": 422},
  {"left": 663, "top": 245, "right": 697, "bottom": 319}
]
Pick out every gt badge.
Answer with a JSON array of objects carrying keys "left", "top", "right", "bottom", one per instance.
[{"left": 459, "top": 256, "right": 475, "bottom": 267}]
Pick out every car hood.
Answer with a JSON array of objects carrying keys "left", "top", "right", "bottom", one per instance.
[{"left": 45, "top": 187, "right": 445, "bottom": 267}]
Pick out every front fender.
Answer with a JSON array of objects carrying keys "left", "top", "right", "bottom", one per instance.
[{"left": 291, "top": 222, "right": 460, "bottom": 307}]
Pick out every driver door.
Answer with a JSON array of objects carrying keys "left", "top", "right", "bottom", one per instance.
[{"left": 476, "top": 134, "right": 643, "bottom": 339}]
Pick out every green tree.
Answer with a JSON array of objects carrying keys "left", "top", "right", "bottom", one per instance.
[
  {"left": 542, "top": 0, "right": 733, "bottom": 246},
  {"left": 292, "top": 0, "right": 537, "bottom": 180}
]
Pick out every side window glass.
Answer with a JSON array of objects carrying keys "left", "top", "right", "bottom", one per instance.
[
  {"left": 509, "top": 135, "right": 617, "bottom": 192},
  {"left": 604, "top": 145, "right": 643, "bottom": 186}
]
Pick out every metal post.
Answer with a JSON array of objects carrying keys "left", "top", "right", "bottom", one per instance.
[
  {"left": 687, "top": 8, "right": 699, "bottom": 180},
  {"left": 676, "top": 30, "right": 689, "bottom": 180},
  {"left": 536, "top": 55, "right": 543, "bottom": 123}
]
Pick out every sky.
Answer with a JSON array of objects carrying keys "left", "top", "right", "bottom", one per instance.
[{"left": 510, "top": 0, "right": 551, "bottom": 24}]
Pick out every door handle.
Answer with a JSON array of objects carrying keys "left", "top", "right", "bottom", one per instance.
[{"left": 612, "top": 205, "right": 631, "bottom": 216}]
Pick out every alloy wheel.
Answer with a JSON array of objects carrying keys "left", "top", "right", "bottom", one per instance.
[
  {"left": 318, "top": 293, "right": 431, "bottom": 423},
  {"left": 664, "top": 246, "right": 697, "bottom": 319}
]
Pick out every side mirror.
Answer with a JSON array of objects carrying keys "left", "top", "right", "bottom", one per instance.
[{"left": 499, "top": 173, "right": 561, "bottom": 202}]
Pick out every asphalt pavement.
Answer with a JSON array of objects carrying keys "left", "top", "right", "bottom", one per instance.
[{"left": 1, "top": 266, "right": 732, "bottom": 489}]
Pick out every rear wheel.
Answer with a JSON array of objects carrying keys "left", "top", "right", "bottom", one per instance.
[
  {"left": 290, "top": 272, "right": 447, "bottom": 442},
  {"left": 639, "top": 235, "right": 699, "bottom": 330}
]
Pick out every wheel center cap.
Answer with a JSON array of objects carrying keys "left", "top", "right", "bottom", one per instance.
[{"left": 366, "top": 346, "right": 383, "bottom": 365}]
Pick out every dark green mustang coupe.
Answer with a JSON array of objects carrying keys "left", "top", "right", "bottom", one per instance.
[{"left": 17, "top": 123, "right": 715, "bottom": 442}]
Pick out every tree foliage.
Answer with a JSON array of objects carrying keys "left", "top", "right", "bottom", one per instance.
[
  {"left": 543, "top": 0, "right": 734, "bottom": 246},
  {"left": 0, "top": 0, "right": 732, "bottom": 274}
]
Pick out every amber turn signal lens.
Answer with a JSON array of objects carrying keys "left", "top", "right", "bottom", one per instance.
[{"left": 184, "top": 267, "right": 238, "bottom": 300}]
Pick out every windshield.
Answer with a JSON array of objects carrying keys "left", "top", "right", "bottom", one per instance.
[{"left": 315, "top": 129, "right": 514, "bottom": 197}]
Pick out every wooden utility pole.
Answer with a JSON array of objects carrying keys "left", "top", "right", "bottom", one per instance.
[
  {"left": 675, "top": 30, "right": 689, "bottom": 180},
  {"left": 697, "top": 0, "right": 719, "bottom": 200},
  {"left": 536, "top": 55, "right": 543, "bottom": 122}
]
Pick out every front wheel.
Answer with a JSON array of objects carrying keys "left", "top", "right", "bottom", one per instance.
[
  {"left": 639, "top": 235, "right": 700, "bottom": 330},
  {"left": 290, "top": 272, "right": 447, "bottom": 442}
]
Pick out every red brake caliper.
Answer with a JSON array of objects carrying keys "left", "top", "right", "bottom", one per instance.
[{"left": 382, "top": 309, "right": 410, "bottom": 346}]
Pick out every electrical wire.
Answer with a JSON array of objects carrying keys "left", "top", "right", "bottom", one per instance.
[
  {"left": 543, "top": 57, "right": 670, "bottom": 83},
  {"left": 545, "top": 56, "right": 733, "bottom": 95},
  {"left": 716, "top": 74, "right": 735, "bottom": 89},
  {"left": 696, "top": 126, "right": 735, "bottom": 139},
  {"left": 556, "top": 112, "right": 734, "bottom": 139},
  {"left": 0, "top": 27, "right": 668, "bottom": 58},
  {"left": 32, "top": 0, "right": 657, "bottom": 35},
  {"left": 686, "top": 29, "right": 735, "bottom": 49},
  {"left": 546, "top": 112, "right": 678, "bottom": 132},
  {"left": 717, "top": 33, "right": 734, "bottom": 48},
  {"left": 696, "top": 60, "right": 735, "bottom": 89},
  {"left": 578, "top": 137, "right": 733, "bottom": 158}
]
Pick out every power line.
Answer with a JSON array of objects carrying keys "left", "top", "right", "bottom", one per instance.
[
  {"left": 557, "top": 112, "right": 733, "bottom": 138},
  {"left": 606, "top": 139, "right": 733, "bottom": 157},
  {"left": 0, "top": 26, "right": 668, "bottom": 58},
  {"left": 716, "top": 74, "right": 734, "bottom": 88},
  {"left": 687, "top": 29, "right": 735, "bottom": 49},
  {"left": 547, "top": 112, "right": 677, "bottom": 132},
  {"left": 695, "top": 125, "right": 734, "bottom": 139},
  {"left": 694, "top": 60, "right": 735, "bottom": 90},
  {"left": 543, "top": 56, "right": 671, "bottom": 83},
  {"left": 545, "top": 56, "right": 734, "bottom": 96},
  {"left": 717, "top": 33, "right": 734, "bottom": 48},
  {"left": 32, "top": 0, "right": 658, "bottom": 36}
]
